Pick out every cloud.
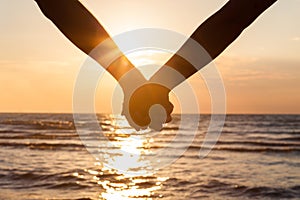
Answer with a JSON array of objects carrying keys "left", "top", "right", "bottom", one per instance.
[
  {"left": 215, "top": 55, "right": 298, "bottom": 83},
  {"left": 291, "top": 37, "right": 300, "bottom": 41}
]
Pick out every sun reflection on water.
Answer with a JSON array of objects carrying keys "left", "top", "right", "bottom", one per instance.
[
  {"left": 100, "top": 115, "right": 157, "bottom": 173},
  {"left": 90, "top": 115, "right": 169, "bottom": 199},
  {"left": 94, "top": 166, "right": 168, "bottom": 200}
]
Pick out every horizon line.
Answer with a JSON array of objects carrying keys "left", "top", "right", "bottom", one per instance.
[{"left": 0, "top": 112, "right": 299, "bottom": 115}]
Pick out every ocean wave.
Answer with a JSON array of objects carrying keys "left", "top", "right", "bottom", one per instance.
[
  {"left": 1, "top": 170, "right": 82, "bottom": 182},
  {"left": 1, "top": 139, "right": 299, "bottom": 153},
  {"left": 47, "top": 182, "right": 90, "bottom": 190},
  {"left": 275, "top": 136, "right": 300, "bottom": 142},
  {"left": 0, "top": 132, "right": 78, "bottom": 140},
  {"left": 190, "top": 180, "right": 300, "bottom": 199},
  {"left": 216, "top": 140, "right": 300, "bottom": 147},
  {"left": 0, "top": 114, "right": 299, "bottom": 200},
  {"left": 188, "top": 145, "right": 300, "bottom": 153},
  {"left": 0, "top": 169, "right": 95, "bottom": 192},
  {"left": 0, "top": 142, "right": 84, "bottom": 151},
  {"left": 0, "top": 119, "right": 75, "bottom": 130},
  {"left": 234, "top": 185, "right": 300, "bottom": 199}
]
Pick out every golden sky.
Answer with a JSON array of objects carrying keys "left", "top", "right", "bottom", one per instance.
[{"left": 0, "top": 0, "right": 299, "bottom": 114}]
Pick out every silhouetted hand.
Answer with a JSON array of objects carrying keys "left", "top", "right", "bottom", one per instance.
[{"left": 122, "top": 83, "right": 173, "bottom": 131}]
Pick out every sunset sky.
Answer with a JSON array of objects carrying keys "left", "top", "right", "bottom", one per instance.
[{"left": 0, "top": 0, "right": 299, "bottom": 114}]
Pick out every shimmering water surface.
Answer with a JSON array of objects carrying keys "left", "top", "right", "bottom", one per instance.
[{"left": 0, "top": 114, "right": 299, "bottom": 199}]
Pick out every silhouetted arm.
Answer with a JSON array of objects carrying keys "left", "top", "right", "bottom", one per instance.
[
  {"left": 126, "top": 0, "right": 278, "bottom": 127},
  {"left": 150, "top": 0, "right": 278, "bottom": 88},
  {"left": 34, "top": 0, "right": 173, "bottom": 130},
  {"left": 34, "top": 0, "right": 144, "bottom": 83}
]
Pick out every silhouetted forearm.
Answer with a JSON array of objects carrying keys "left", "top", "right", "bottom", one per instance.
[
  {"left": 34, "top": 0, "right": 144, "bottom": 83},
  {"left": 150, "top": 0, "right": 277, "bottom": 88}
]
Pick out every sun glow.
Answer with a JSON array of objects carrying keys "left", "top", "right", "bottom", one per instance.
[{"left": 126, "top": 49, "right": 172, "bottom": 80}]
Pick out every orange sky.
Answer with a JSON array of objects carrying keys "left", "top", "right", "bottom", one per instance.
[{"left": 0, "top": 0, "right": 299, "bottom": 114}]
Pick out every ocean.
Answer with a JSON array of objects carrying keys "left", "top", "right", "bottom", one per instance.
[{"left": 0, "top": 113, "right": 299, "bottom": 200}]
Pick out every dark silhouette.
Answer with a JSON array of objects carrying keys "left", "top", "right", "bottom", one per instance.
[
  {"left": 35, "top": 0, "right": 277, "bottom": 130},
  {"left": 129, "top": 0, "right": 277, "bottom": 127},
  {"left": 152, "top": 0, "right": 278, "bottom": 83},
  {"left": 34, "top": 0, "right": 173, "bottom": 130}
]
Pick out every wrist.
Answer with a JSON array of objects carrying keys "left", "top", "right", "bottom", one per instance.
[
  {"left": 149, "top": 66, "right": 185, "bottom": 90},
  {"left": 118, "top": 69, "right": 147, "bottom": 96}
]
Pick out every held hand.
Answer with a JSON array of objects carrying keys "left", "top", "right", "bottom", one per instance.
[{"left": 122, "top": 83, "right": 173, "bottom": 131}]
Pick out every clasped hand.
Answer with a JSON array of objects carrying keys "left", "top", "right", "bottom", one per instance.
[{"left": 121, "top": 82, "right": 174, "bottom": 131}]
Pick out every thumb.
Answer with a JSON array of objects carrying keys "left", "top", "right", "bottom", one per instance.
[{"left": 148, "top": 104, "right": 167, "bottom": 131}]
